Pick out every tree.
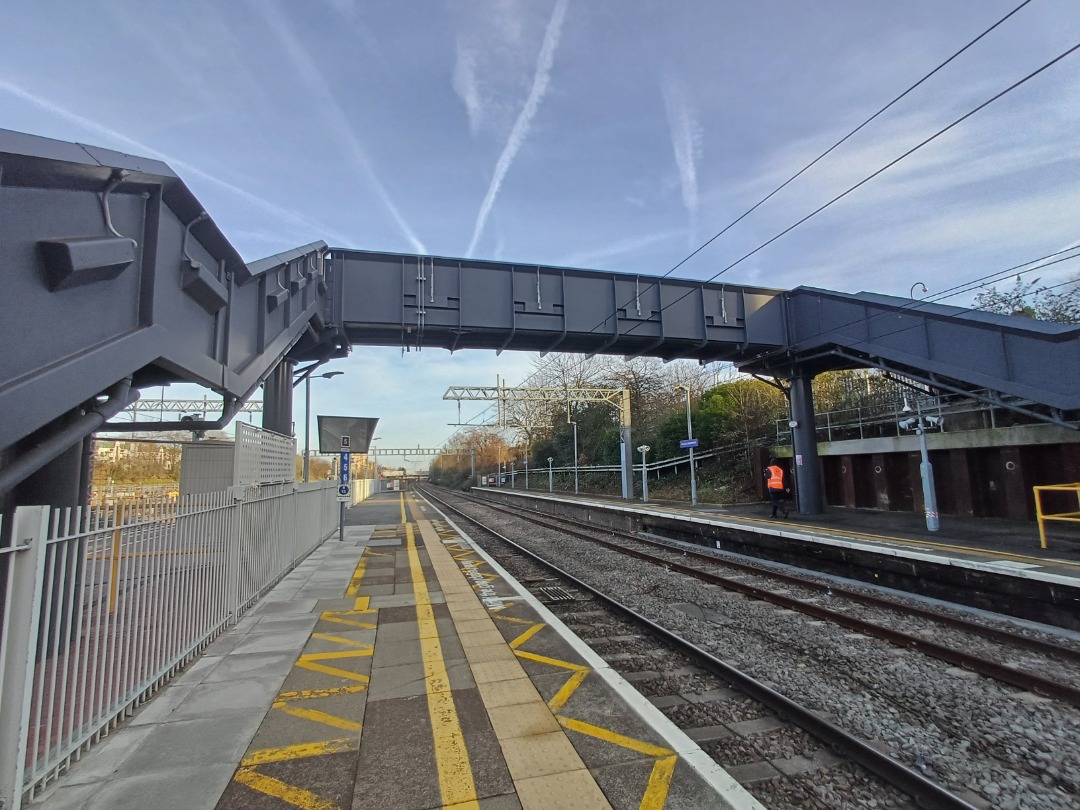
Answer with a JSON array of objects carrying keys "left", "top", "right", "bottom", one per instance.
[{"left": 973, "top": 274, "right": 1080, "bottom": 324}]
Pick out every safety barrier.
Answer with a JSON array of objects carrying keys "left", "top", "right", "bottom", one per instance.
[
  {"left": 1033, "top": 482, "right": 1080, "bottom": 549},
  {"left": 0, "top": 481, "right": 341, "bottom": 809}
]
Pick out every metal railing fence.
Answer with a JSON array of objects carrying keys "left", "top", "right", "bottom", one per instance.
[{"left": 0, "top": 481, "right": 341, "bottom": 809}]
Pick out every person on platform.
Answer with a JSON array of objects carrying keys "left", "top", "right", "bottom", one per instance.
[{"left": 764, "top": 457, "right": 789, "bottom": 519}]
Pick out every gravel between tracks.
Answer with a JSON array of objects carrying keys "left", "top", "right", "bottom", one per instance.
[{"left": 433, "top": 490, "right": 1080, "bottom": 810}]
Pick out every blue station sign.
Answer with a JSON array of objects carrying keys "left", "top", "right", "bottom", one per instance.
[{"left": 679, "top": 439, "right": 699, "bottom": 449}]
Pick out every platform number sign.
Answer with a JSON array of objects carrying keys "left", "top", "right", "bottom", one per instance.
[
  {"left": 339, "top": 452, "right": 351, "bottom": 484},
  {"left": 340, "top": 435, "right": 350, "bottom": 449}
]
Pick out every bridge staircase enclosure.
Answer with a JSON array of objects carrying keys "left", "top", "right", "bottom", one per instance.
[
  {"left": 0, "top": 130, "right": 344, "bottom": 513},
  {"left": 2, "top": 129, "right": 1078, "bottom": 516}
]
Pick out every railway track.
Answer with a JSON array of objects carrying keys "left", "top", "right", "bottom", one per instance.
[
  {"left": 418, "top": 485, "right": 1025, "bottom": 810},
  {"left": 462, "top": 489, "right": 1080, "bottom": 706},
  {"left": 416, "top": 488, "right": 1080, "bottom": 810}
]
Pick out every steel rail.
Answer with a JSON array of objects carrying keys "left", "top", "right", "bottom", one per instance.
[
  {"left": 498, "top": 495, "right": 1080, "bottom": 665},
  {"left": 462, "top": 489, "right": 1080, "bottom": 707},
  {"left": 419, "top": 485, "right": 981, "bottom": 810}
]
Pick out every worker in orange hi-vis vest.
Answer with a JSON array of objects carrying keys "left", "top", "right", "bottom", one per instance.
[{"left": 764, "top": 457, "right": 789, "bottom": 519}]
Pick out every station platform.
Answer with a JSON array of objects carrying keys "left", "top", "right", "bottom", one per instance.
[
  {"left": 477, "top": 486, "right": 1080, "bottom": 580},
  {"left": 32, "top": 492, "right": 758, "bottom": 810}
]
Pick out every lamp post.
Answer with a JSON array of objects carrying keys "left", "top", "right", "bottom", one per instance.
[
  {"left": 675, "top": 385, "right": 697, "bottom": 505},
  {"left": 637, "top": 445, "right": 650, "bottom": 503},
  {"left": 369, "top": 437, "right": 381, "bottom": 488},
  {"left": 302, "top": 370, "right": 343, "bottom": 482},
  {"left": 900, "top": 398, "right": 942, "bottom": 531},
  {"left": 547, "top": 457, "right": 554, "bottom": 492},
  {"left": 511, "top": 460, "right": 516, "bottom": 488},
  {"left": 909, "top": 282, "right": 928, "bottom": 299},
  {"left": 524, "top": 459, "right": 529, "bottom": 490},
  {"left": 572, "top": 421, "right": 579, "bottom": 494}
]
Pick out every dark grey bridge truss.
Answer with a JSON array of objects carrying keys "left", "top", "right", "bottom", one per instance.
[{"left": 1, "top": 128, "right": 1077, "bottom": 517}]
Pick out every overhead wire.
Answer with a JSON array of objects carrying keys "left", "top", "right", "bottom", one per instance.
[
  {"left": 588, "top": 0, "right": 1038, "bottom": 337},
  {"left": 613, "top": 37, "right": 1080, "bottom": 344}
]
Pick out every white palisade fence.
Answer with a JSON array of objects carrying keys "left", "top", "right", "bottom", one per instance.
[{"left": 0, "top": 479, "right": 368, "bottom": 808}]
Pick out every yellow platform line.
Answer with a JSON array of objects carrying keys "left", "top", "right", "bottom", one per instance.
[
  {"left": 234, "top": 767, "right": 341, "bottom": 810},
  {"left": 405, "top": 520, "right": 477, "bottom": 807},
  {"left": 400, "top": 492, "right": 407, "bottom": 524},
  {"left": 700, "top": 510, "right": 1080, "bottom": 569}
]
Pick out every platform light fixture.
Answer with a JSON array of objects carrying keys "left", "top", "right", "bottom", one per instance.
[
  {"left": 898, "top": 397, "right": 943, "bottom": 532},
  {"left": 301, "top": 370, "right": 343, "bottom": 482}
]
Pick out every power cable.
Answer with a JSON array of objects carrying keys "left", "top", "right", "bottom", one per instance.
[
  {"left": 590, "top": 0, "right": 1038, "bottom": 336},
  {"left": 615, "top": 37, "right": 1080, "bottom": 343}
]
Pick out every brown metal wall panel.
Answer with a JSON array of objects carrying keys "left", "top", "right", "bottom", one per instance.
[{"left": 839, "top": 454, "right": 857, "bottom": 507}]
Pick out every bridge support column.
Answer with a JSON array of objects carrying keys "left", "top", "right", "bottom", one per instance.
[
  {"left": 263, "top": 360, "right": 295, "bottom": 437},
  {"left": 789, "top": 371, "right": 824, "bottom": 515}
]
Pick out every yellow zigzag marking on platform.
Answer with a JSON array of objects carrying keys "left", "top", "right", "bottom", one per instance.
[
  {"left": 296, "top": 649, "right": 373, "bottom": 683},
  {"left": 235, "top": 767, "right": 341, "bottom": 810},
  {"left": 242, "top": 738, "right": 356, "bottom": 766},
  {"left": 507, "top": 616, "right": 678, "bottom": 810},
  {"left": 232, "top": 544, "right": 376, "bottom": 810},
  {"left": 319, "top": 610, "right": 376, "bottom": 630},
  {"left": 435, "top": 514, "right": 679, "bottom": 806},
  {"left": 346, "top": 553, "right": 367, "bottom": 596},
  {"left": 237, "top": 738, "right": 357, "bottom": 809},
  {"left": 277, "top": 685, "right": 368, "bottom": 701},
  {"left": 271, "top": 704, "right": 362, "bottom": 732}
]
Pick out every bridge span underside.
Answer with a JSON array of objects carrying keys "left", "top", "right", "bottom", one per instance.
[{"left": 332, "top": 250, "right": 787, "bottom": 362}]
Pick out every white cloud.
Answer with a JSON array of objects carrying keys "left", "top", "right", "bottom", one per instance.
[
  {"left": 465, "top": 0, "right": 570, "bottom": 257},
  {"left": 256, "top": 0, "right": 427, "bottom": 254}
]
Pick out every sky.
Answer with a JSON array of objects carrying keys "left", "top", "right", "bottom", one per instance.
[{"left": 5, "top": 0, "right": 1080, "bottom": 468}]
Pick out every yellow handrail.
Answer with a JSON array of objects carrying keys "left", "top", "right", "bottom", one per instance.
[{"left": 1033, "top": 483, "right": 1080, "bottom": 549}]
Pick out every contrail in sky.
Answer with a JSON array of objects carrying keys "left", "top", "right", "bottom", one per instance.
[
  {"left": 259, "top": 1, "right": 427, "bottom": 254},
  {"left": 662, "top": 76, "right": 702, "bottom": 243},
  {"left": 0, "top": 78, "right": 353, "bottom": 247},
  {"left": 465, "top": 0, "right": 569, "bottom": 257}
]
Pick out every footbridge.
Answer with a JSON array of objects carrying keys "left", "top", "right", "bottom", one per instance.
[{"left": 1, "top": 128, "right": 1078, "bottom": 519}]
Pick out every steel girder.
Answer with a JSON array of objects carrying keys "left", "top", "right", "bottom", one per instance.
[
  {"left": 330, "top": 249, "right": 786, "bottom": 362},
  {"left": 738, "top": 288, "right": 1080, "bottom": 426}
]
